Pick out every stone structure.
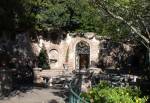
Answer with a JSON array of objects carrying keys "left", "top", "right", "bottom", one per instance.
[
  {"left": 0, "top": 32, "right": 138, "bottom": 79},
  {"left": 32, "top": 32, "right": 107, "bottom": 77}
]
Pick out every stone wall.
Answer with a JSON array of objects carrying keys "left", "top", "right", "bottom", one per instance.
[
  {"left": 97, "top": 39, "right": 145, "bottom": 74},
  {"left": 0, "top": 32, "right": 142, "bottom": 78},
  {"left": 31, "top": 32, "right": 102, "bottom": 76}
]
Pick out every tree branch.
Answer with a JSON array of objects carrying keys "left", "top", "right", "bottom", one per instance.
[
  {"left": 140, "top": 40, "right": 149, "bottom": 49},
  {"left": 96, "top": 1, "right": 150, "bottom": 44},
  {"left": 137, "top": 15, "right": 150, "bottom": 39}
]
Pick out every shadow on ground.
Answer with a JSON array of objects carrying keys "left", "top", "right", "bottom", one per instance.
[{"left": 51, "top": 87, "right": 69, "bottom": 102}]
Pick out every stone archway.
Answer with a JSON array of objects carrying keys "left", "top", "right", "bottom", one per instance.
[
  {"left": 49, "top": 49, "right": 59, "bottom": 68},
  {"left": 75, "top": 41, "right": 90, "bottom": 69}
]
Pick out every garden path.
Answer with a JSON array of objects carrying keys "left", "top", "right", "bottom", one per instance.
[{"left": 0, "top": 88, "right": 66, "bottom": 103}]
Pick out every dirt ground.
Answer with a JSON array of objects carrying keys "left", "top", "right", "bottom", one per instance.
[{"left": 0, "top": 87, "right": 67, "bottom": 103}]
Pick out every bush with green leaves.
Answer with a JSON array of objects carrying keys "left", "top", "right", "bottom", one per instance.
[
  {"left": 38, "top": 47, "right": 49, "bottom": 69},
  {"left": 81, "top": 81, "right": 148, "bottom": 103}
]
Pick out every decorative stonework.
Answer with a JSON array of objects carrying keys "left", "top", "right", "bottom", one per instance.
[
  {"left": 84, "top": 32, "right": 95, "bottom": 39},
  {"left": 49, "top": 49, "right": 59, "bottom": 68},
  {"left": 31, "top": 32, "right": 103, "bottom": 76},
  {"left": 75, "top": 41, "right": 90, "bottom": 69},
  {"left": 76, "top": 41, "right": 90, "bottom": 55}
]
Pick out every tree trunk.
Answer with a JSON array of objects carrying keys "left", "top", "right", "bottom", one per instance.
[{"left": 148, "top": 47, "right": 150, "bottom": 67}]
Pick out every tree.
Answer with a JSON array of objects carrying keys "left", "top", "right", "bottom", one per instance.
[
  {"left": 0, "top": 0, "right": 109, "bottom": 36},
  {"left": 38, "top": 46, "right": 50, "bottom": 69},
  {"left": 0, "top": 0, "right": 42, "bottom": 36},
  {"left": 34, "top": 0, "right": 103, "bottom": 33},
  {"left": 91, "top": 0, "right": 150, "bottom": 72}
]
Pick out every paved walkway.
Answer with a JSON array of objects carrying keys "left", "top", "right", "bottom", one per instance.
[{"left": 0, "top": 88, "right": 66, "bottom": 103}]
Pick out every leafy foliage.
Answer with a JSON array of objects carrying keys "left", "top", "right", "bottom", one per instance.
[
  {"left": 92, "top": 0, "right": 150, "bottom": 47},
  {"left": 35, "top": 0, "right": 130, "bottom": 38},
  {"left": 0, "top": 0, "right": 103, "bottom": 36},
  {"left": 92, "top": 0, "right": 150, "bottom": 93},
  {"left": 81, "top": 81, "right": 148, "bottom": 103},
  {"left": 1, "top": 0, "right": 149, "bottom": 41},
  {"left": 38, "top": 46, "right": 49, "bottom": 69},
  {"left": 35, "top": 0, "right": 103, "bottom": 33}
]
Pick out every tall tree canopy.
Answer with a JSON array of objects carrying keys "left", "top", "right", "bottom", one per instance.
[
  {"left": 0, "top": 0, "right": 123, "bottom": 36},
  {"left": 0, "top": 0, "right": 104, "bottom": 34},
  {"left": 91, "top": 0, "right": 150, "bottom": 79},
  {"left": 35, "top": 0, "right": 131, "bottom": 39},
  {"left": 0, "top": 0, "right": 41, "bottom": 35},
  {"left": 92, "top": 0, "right": 150, "bottom": 48},
  {"left": 0, "top": 0, "right": 149, "bottom": 46},
  {"left": 34, "top": 0, "right": 104, "bottom": 33}
]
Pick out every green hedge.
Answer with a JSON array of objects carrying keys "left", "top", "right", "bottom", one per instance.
[{"left": 81, "top": 81, "right": 148, "bottom": 103}]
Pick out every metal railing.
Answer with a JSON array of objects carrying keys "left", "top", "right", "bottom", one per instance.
[{"left": 69, "top": 75, "right": 89, "bottom": 103}]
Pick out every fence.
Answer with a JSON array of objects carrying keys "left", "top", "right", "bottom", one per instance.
[{"left": 69, "top": 75, "right": 88, "bottom": 103}]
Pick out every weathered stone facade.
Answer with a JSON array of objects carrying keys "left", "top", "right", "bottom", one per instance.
[
  {"left": 0, "top": 32, "right": 144, "bottom": 86},
  {"left": 0, "top": 32, "right": 139, "bottom": 78},
  {"left": 32, "top": 32, "right": 106, "bottom": 77}
]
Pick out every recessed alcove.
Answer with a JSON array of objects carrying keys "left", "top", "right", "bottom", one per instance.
[{"left": 49, "top": 49, "right": 59, "bottom": 68}]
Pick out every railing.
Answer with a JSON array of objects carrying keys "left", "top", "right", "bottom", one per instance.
[{"left": 69, "top": 75, "right": 88, "bottom": 103}]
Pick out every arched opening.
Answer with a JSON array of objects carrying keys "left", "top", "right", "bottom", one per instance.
[
  {"left": 49, "top": 49, "right": 59, "bottom": 68},
  {"left": 75, "top": 41, "right": 90, "bottom": 69}
]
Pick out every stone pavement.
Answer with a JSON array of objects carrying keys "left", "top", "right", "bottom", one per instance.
[{"left": 0, "top": 88, "right": 66, "bottom": 103}]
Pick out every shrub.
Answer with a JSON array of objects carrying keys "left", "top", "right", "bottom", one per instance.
[
  {"left": 38, "top": 47, "right": 50, "bottom": 69},
  {"left": 81, "top": 81, "right": 148, "bottom": 103}
]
